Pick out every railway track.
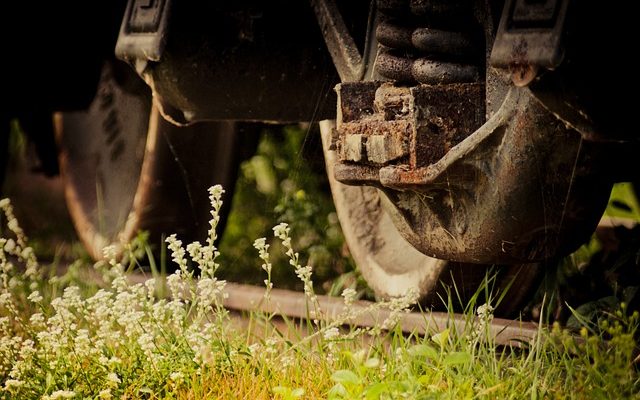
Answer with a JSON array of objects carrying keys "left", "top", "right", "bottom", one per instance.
[
  {"left": 221, "top": 282, "right": 540, "bottom": 347},
  {"left": 123, "top": 271, "right": 540, "bottom": 347}
]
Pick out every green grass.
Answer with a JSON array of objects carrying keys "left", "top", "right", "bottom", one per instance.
[{"left": 1, "top": 188, "right": 639, "bottom": 399}]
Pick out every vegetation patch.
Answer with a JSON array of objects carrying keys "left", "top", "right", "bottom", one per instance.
[{"left": 1, "top": 186, "right": 639, "bottom": 399}]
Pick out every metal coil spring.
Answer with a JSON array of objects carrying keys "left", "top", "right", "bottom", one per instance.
[{"left": 375, "top": 0, "right": 482, "bottom": 84}]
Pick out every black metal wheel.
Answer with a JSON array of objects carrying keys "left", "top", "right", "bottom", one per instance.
[{"left": 56, "top": 61, "right": 248, "bottom": 259}]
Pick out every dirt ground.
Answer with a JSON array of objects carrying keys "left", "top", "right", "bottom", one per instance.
[{"left": 1, "top": 144, "right": 79, "bottom": 260}]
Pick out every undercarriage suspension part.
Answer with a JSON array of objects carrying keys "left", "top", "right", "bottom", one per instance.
[
  {"left": 490, "top": 0, "right": 570, "bottom": 87},
  {"left": 116, "top": 0, "right": 346, "bottom": 123},
  {"left": 375, "top": 0, "right": 482, "bottom": 84},
  {"left": 323, "top": 0, "right": 618, "bottom": 265},
  {"left": 317, "top": 0, "right": 546, "bottom": 310},
  {"left": 321, "top": 120, "right": 544, "bottom": 316},
  {"left": 331, "top": 80, "right": 613, "bottom": 264}
]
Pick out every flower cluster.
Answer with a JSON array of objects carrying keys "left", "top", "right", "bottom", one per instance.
[
  {"left": 273, "top": 222, "right": 317, "bottom": 304},
  {"left": 471, "top": 302, "right": 495, "bottom": 344},
  {"left": 253, "top": 237, "right": 273, "bottom": 301},
  {"left": 0, "top": 191, "right": 235, "bottom": 398},
  {"left": 0, "top": 187, "right": 443, "bottom": 398}
]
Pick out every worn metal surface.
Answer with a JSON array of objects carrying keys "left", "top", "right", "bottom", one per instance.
[
  {"left": 335, "top": 81, "right": 484, "bottom": 173},
  {"left": 332, "top": 80, "right": 613, "bottom": 264},
  {"left": 322, "top": 120, "right": 544, "bottom": 316},
  {"left": 310, "top": 0, "right": 365, "bottom": 82},
  {"left": 490, "top": 0, "right": 569, "bottom": 73},
  {"left": 115, "top": 0, "right": 172, "bottom": 64},
  {"left": 121, "top": 0, "right": 354, "bottom": 123},
  {"left": 377, "top": 50, "right": 480, "bottom": 84}
]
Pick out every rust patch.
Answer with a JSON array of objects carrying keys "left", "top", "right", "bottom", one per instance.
[
  {"left": 411, "top": 83, "right": 484, "bottom": 167},
  {"left": 335, "top": 81, "right": 484, "bottom": 177}
]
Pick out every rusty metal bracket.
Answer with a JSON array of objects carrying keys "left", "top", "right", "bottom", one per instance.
[
  {"left": 333, "top": 81, "right": 485, "bottom": 186},
  {"left": 115, "top": 0, "right": 172, "bottom": 66}
]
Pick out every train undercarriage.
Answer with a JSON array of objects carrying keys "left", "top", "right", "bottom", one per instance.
[{"left": 2, "top": 0, "right": 638, "bottom": 314}]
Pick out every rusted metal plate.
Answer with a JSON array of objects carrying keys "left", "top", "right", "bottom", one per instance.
[{"left": 335, "top": 81, "right": 484, "bottom": 170}]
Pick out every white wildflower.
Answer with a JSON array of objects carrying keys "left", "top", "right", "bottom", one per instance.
[
  {"left": 62, "top": 286, "right": 83, "bottom": 309},
  {"left": 381, "top": 288, "right": 418, "bottom": 330},
  {"left": 205, "top": 185, "right": 225, "bottom": 252},
  {"left": 0, "top": 316, "right": 9, "bottom": 331},
  {"left": 29, "top": 313, "right": 45, "bottom": 329},
  {"left": 263, "top": 338, "right": 279, "bottom": 358},
  {"left": 0, "top": 292, "right": 12, "bottom": 307},
  {"left": 144, "top": 278, "right": 156, "bottom": 299},
  {"left": 3, "top": 378, "right": 23, "bottom": 390},
  {"left": 280, "top": 354, "right": 295, "bottom": 371},
  {"left": 28, "top": 290, "right": 43, "bottom": 303},
  {"left": 208, "top": 184, "right": 225, "bottom": 203},
  {"left": 272, "top": 222, "right": 290, "bottom": 240},
  {"left": 170, "top": 371, "right": 184, "bottom": 383},
  {"left": 102, "top": 245, "right": 118, "bottom": 266},
  {"left": 98, "top": 389, "right": 112, "bottom": 399},
  {"left": 137, "top": 333, "right": 155, "bottom": 354},
  {"left": 48, "top": 390, "right": 77, "bottom": 399},
  {"left": 472, "top": 302, "right": 495, "bottom": 343},
  {"left": 197, "top": 277, "right": 226, "bottom": 308},
  {"left": 166, "top": 271, "right": 190, "bottom": 301},
  {"left": 323, "top": 327, "right": 340, "bottom": 341},
  {"left": 73, "top": 329, "right": 92, "bottom": 358},
  {"left": 186, "top": 241, "right": 204, "bottom": 269},
  {"left": 166, "top": 234, "right": 189, "bottom": 272},
  {"left": 273, "top": 223, "right": 316, "bottom": 303},
  {"left": 107, "top": 372, "right": 121, "bottom": 385},
  {"left": 253, "top": 237, "right": 273, "bottom": 299},
  {"left": 341, "top": 287, "right": 357, "bottom": 307},
  {"left": 3, "top": 238, "right": 15, "bottom": 252},
  {"left": 477, "top": 303, "right": 494, "bottom": 320},
  {"left": 248, "top": 343, "right": 261, "bottom": 355}
]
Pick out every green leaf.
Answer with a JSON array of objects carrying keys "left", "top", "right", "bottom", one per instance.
[
  {"left": 443, "top": 351, "right": 472, "bottom": 366},
  {"left": 139, "top": 387, "right": 154, "bottom": 394},
  {"left": 331, "top": 369, "right": 361, "bottom": 385},
  {"left": 604, "top": 182, "right": 640, "bottom": 221},
  {"left": 328, "top": 383, "right": 348, "bottom": 399},
  {"left": 408, "top": 344, "right": 439, "bottom": 360},
  {"left": 432, "top": 328, "right": 450, "bottom": 348},
  {"left": 417, "top": 374, "right": 432, "bottom": 385},
  {"left": 364, "top": 382, "right": 388, "bottom": 400}
]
